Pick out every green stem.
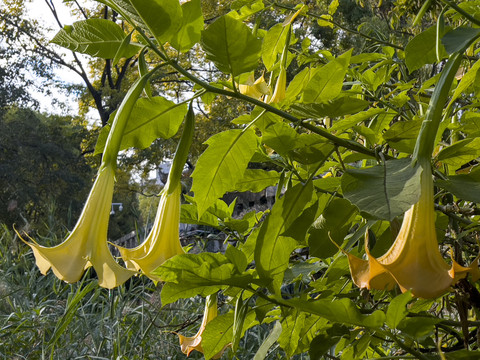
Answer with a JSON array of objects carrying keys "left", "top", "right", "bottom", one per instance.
[
  {"left": 165, "top": 102, "right": 195, "bottom": 194},
  {"left": 101, "top": 65, "right": 162, "bottom": 168},
  {"left": 412, "top": 52, "right": 463, "bottom": 164}
]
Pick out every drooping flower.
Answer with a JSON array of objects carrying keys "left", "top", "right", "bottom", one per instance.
[
  {"left": 114, "top": 103, "right": 195, "bottom": 280},
  {"left": 114, "top": 179, "right": 184, "bottom": 280},
  {"left": 345, "top": 161, "right": 480, "bottom": 298},
  {"left": 267, "top": 67, "right": 287, "bottom": 104},
  {"left": 177, "top": 294, "right": 230, "bottom": 358},
  {"left": 19, "top": 165, "right": 135, "bottom": 289},
  {"left": 17, "top": 73, "right": 158, "bottom": 288},
  {"left": 239, "top": 74, "right": 270, "bottom": 100}
]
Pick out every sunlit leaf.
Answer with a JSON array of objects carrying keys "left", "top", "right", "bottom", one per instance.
[{"left": 201, "top": 15, "right": 262, "bottom": 76}]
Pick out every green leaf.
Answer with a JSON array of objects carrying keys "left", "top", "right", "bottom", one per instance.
[
  {"left": 253, "top": 322, "right": 282, "bottom": 360},
  {"left": 278, "top": 310, "right": 306, "bottom": 358},
  {"left": 180, "top": 204, "right": 220, "bottom": 228},
  {"left": 308, "top": 198, "right": 357, "bottom": 259},
  {"left": 397, "top": 317, "right": 441, "bottom": 340},
  {"left": 234, "top": 169, "right": 280, "bottom": 192},
  {"left": 154, "top": 252, "right": 253, "bottom": 304},
  {"left": 128, "top": 0, "right": 182, "bottom": 44},
  {"left": 386, "top": 291, "right": 412, "bottom": 329},
  {"left": 95, "top": 96, "right": 187, "bottom": 154},
  {"left": 302, "top": 50, "right": 352, "bottom": 103},
  {"left": 405, "top": 26, "right": 448, "bottom": 73},
  {"left": 191, "top": 129, "right": 258, "bottom": 217},
  {"left": 279, "top": 297, "right": 385, "bottom": 328},
  {"left": 170, "top": 0, "right": 204, "bottom": 52},
  {"left": 262, "top": 23, "right": 289, "bottom": 70},
  {"left": 331, "top": 108, "right": 386, "bottom": 132},
  {"left": 436, "top": 167, "right": 480, "bottom": 203},
  {"left": 291, "top": 96, "right": 369, "bottom": 118},
  {"left": 448, "top": 59, "right": 480, "bottom": 107},
  {"left": 228, "top": 0, "right": 265, "bottom": 21},
  {"left": 341, "top": 158, "right": 423, "bottom": 221},
  {"left": 382, "top": 119, "right": 422, "bottom": 154},
  {"left": 436, "top": 138, "right": 480, "bottom": 168},
  {"left": 442, "top": 27, "right": 480, "bottom": 54},
  {"left": 202, "top": 310, "right": 257, "bottom": 360},
  {"left": 261, "top": 121, "right": 298, "bottom": 157},
  {"left": 309, "top": 333, "right": 342, "bottom": 360},
  {"left": 201, "top": 15, "right": 262, "bottom": 76},
  {"left": 161, "top": 282, "right": 222, "bottom": 305},
  {"left": 51, "top": 19, "right": 140, "bottom": 59},
  {"left": 254, "top": 181, "right": 313, "bottom": 291}
]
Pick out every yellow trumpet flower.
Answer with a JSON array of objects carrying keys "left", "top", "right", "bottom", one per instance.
[
  {"left": 177, "top": 294, "right": 229, "bottom": 358},
  {"left": 18, "top": 165, "right": 135, "bottom": 289},
  {"left": 345, "top": 162, "right": 480, "bottom": 298},
  {"left": 267, "top": 67, "right": 287, "bottom": 104},
  {"left": 239, "top": 74, "right": 270, "bottom": 100},
  {"left": 114, "top": 180, "right": 184, "bottom": 280}
]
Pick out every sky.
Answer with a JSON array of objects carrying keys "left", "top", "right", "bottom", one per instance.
[{"left": 23, "top": 0, "right": 89, "bottom": 117}]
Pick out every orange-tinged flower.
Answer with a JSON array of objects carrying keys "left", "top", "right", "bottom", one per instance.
[
  {"left": 177, "top": 294, "right": 229, "bottom": 358},
  {"left": 18, "top": 165, "right": 135, "bottom": 289},
  {"left": 114, "top": 180, "right": 184, "bottom": 280},
  {"left": 239, "top": 74, "right": 270, "bottom": 100},
  {"left": 345, "top": 161, "right": 479, "bottom": 298},
  {"left": 267, "top": 67, "right": 287, "bottom": 104}
]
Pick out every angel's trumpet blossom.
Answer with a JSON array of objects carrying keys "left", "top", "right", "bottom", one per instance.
[
  {"left": 239, "top": 74, "right": 270, "bottom": 100},
  {"left": 19, "top": 165, "right": 135, "bottom": 288},
  {"left": 177, "top": 294, "right": 229, "bottom": 358},
  {"left": 346, "top": 162, "right": 480, "bottom": 298},
  {"left": 17, "top": 72, "right": 159, "bottom": 288},
  {"left": 114, "top": 104, "right": 195, "bottom": 280},
  {"left": 115, "top": 179, "right": 183, "bottom": 280},
  {"left": 267, "top": 67, "right": 287, "bottom": 104}
]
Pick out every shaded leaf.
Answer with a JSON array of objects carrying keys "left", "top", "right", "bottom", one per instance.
[
  {"left": 405, "top": 25, "right": 448, "bottom": 72},
  {"left": 291, "top": 96, "right": 369, "bottom": 118},
  {"left": 341, "top": 158, "right": 423, "bottom": 220},
  {"left": 170, "top": 0, "right": 204, "bottom": 52}
]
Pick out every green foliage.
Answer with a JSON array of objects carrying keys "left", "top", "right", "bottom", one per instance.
[{"left": 10, "top": 0, "right": 480, "bottom": 359}]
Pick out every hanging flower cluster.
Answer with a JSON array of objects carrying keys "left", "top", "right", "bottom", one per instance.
[
  {"left": 344, "top": 161, "right": 480, "bottom": 299},
  {"left": 17, "top": 72, "right": 194, "bottom": 289}
]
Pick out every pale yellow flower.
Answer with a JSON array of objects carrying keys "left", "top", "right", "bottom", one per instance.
[
  {"left": 239, "top": 74, "right": 270, "bottom": 100},
  {"left": 267, "top": 67, "right": 287, "bottom": 104},
  {"left": 177, "top": 294, "right": 230, "bottom": 358},
  {"left": 19, "top": 165, "right": 135, "bottom": 289},
  {"left": 114, "top": 180, "right": 184, "bottom": 280},
  {"left": 345, "top": 162, "right": 479, "bottom": 298}
]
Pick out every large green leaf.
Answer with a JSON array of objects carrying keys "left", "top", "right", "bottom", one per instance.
[
  {"left": 279, "top": 297, "right": 385, "bottom": 328},
  {"left": 291, "top": 96, "right": 369, "bottom": 118},
  {"left": 202, "top": 311, "right": 257, "bottom": 360},
  {"left": 191, "top": 129, "right": 258, "bottom": 217},
  {"left": 341, "top": 158, "right": 423, "bottom": 221},
  {"left": 128, "top": 0, "right": 182, "bottom": 44},
  {"left": 51, "top": 19, "right": 140, "bottom": 59},
  {"left": 386, "top": 291, "right": 412, "bottom": 329},
  {"left": 154, "top": 252, "right": 253, "bottom": 304},
  {"left": 254, "top": 181, "right": 313, "bottom": 291},
  {"left": 448, "top": 59, "right": 480, "bottom": 107},
  {"left": 278, "top": 310, "right": 306, "bottom": 358},
  {"left": 201, "top": 15, "right": 262, "bottom": 76},
  {"left": 262, "top": 23, "right": 289, "bottom": 70},
  {"left": 302, "top": 50, "right": 351, "bottom": 103},
  {"left": 170, "top": 0, "right": 204, "bottom": 52},
  {"left": 253, "top": 322, "right": 282, "bottom": 360},
  {"left": 436, "top": 138, "right": 480, "bottom": 168},
  {"left": 405, "top": 25, "right": 448, "bottom": 73},
  {"left": 234, "top": 169, "right": 280, "bottom": 192},
  {"left": 436, "top": 167, "right": 480, "bottom": 203},
  {"left": 308, "top": 198, "right": 358, "bottom": 259},
  {"left": 442, "top": 27, "right": 480, "bottom": 54},
  {"left": 94, "top": 96, "right": 187, "bottom": 154}
]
